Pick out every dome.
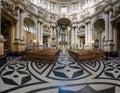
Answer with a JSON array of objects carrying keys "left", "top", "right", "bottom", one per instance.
[{"left": 46, "top": 0, "right": 79, "bottom": 4}]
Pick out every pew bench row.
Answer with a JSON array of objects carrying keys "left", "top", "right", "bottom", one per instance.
[
  {"left": 23, "top": 49, "right": 60, "bottom": 64},
  {"left": 69, "top": 50, "right": 105, "bottom": 62}
]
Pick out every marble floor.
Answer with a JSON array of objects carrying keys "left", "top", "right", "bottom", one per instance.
[{"left": 0, "top": 52, "right": 120, "bottom": 93}]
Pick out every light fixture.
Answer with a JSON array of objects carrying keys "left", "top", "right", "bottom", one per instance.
[
  {"left": 33, "top": 39, "right": 36, "bottom": 43},
  {"left": 91, "top": 40, "right": 94, "bottom": 43}
]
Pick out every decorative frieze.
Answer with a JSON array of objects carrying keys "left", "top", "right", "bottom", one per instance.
[
  {"left": 111, "top": 5, "right": 120, "bottom": 20},
  {"left": 1, "top": 0, "right": 16, "bottom": 16}
]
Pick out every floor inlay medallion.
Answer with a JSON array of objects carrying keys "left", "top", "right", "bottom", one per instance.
[{"left": 0, "top": 52, "right": 120, "bottom": 93}]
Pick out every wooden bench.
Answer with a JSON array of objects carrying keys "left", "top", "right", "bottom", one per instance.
[
  {"left": 69, "top": 50, "right": 105, "bottom": 62},
  {"left": 23, "top": 49, "right": 60, "bottom": 64}
]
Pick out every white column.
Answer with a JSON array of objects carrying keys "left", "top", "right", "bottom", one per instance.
[
  {"left": 20, "top": 10, "right": 24, "bottom": 40},
  {"left": 88, "top": 22, "right": 91, "bottom": 43},
  {"left": 50, "top": 27, "right": 53, "bottom": 44},
  {"left": 105, "top": 12, "right": 109, "bottom": 41},
  {"left": 40, "top": 23, "right": 43, "bottom": 45},
  {"left": 71, "top": 28, "right": 74, "bottom": 45},
  {"left": 75, "top": 27, "right": 78, "bottom": 44},
  {"left": 54, "top": 27, "right": 56, "bottom": 36},
  {"left": 78, "top": 38, "right": 80, "bottom": 49},
  {"left": 54, "top": 27, "right": 56, "bottom": 43},
  {"left": 51, "top": 2, "right": 53, "bottom": 10},
  {"left": 113, "top": 27, "right": 117, "bottom": 51},
  {"left": 11, "top": 23, "right": 16, "bottom": 50},
  {"left": 109, "top": 10, "right": 113, "bottom": 41},
  {"left": 37, "top": 21, "right": 40, "bottom": 45},
  {"left": 16, "top": 8, "right": 20, "bottom": 39},
  {"left": 85, "top": 23, "right": 88, "bottom": 44}
]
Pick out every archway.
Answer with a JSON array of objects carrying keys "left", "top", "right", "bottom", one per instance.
[
  {"left": 24, "top": 18, "right": 36, "bottom": 49},
  {"left": 57, "top": 18, "right": 71, "bottom": 49},
  {"left": 1, "top": 17, "right": 12, "bottom": 52},
  {"left": 116, "top": 23, "right": 120, "bottom": 50},
  {"left": 92, "top": 19, "right": 105, "bottom": 50}
]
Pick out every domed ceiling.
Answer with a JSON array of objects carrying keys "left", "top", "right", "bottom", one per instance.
[{"left": 46, "top": 0, "right": 79, "bottom": 4}]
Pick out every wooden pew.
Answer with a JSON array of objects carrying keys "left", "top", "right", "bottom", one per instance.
[
  {"left": 69, "top": 50, "right": 105, "bottom": 62},
  {"left": 23, "top": 49, "right": 60, "bottom": 64}
]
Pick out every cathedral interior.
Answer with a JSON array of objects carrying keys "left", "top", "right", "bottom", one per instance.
[{"left": 0, "top": 0, "right": 120, "bottom": 93}]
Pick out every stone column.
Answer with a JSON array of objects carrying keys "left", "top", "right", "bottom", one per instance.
[
  {"left": 20, "top": 10, "right": 24, "bottom": 41},
  {"left": 109, "top": 10, "right": 113, "bottom": 41},
  {"left": 85, "top": 23, "right": 88, "bottom": 44},
  {"left": 54, "top": 27, "right": 57, "bottom": 45},
  {"left": 37, "top": 21, "right": 40, "bottom": 45},
  {"left": 14, "top": 8, "right": 25, "bottom": 52},
  {"left": 15, "top": 8, "right": 21, "bottom": 40},
  {"left": 88, "top": 22, "right": 91, "bottom": 43},
  {"left": 71, "top": 27, "right": 74, "bottom": 45},
  {"left": 105, "top": 11, "right": 109, "bottom": 41},
  {"left": 104, "top": 10, "right": 114, "bottom": 51},
  {"left": 50, "top": 27, "right": 53, "bottom": 44},
  {"left": 40, "top": 22, "right": 43, "bottom": 46},
  {"left": 113, "top": 27, "right": 117, "bottom": 51},
  {"left": 50, "top": 2, "right": 53, "bottom": 10},
  {"left": 10, "top": 23, "right": 16, "bottom": 51},
  {"left": 0, "top": 1, "right": 5, "bottom": 54},
  {"left": 54, "top": 27, "right": 56, "bottom": 37},
  {"left": 75, "top": 27, "right": 78, "bottom": 44},
  {"left": 77, "top": 37, "right": 80, "bottom": 49}
]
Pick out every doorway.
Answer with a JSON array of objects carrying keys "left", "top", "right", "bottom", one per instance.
[
  {"left": 1, "top": 17, "right": 12, "bottom": 52},
  {"left": 116, "top": 23, "right": 120, "bottom": 51}
]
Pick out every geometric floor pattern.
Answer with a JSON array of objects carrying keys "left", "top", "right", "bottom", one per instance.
[{"left": 0, "top": 51, "right": 120, "bottom": 93}]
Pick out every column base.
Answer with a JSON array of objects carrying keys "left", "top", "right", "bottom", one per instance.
[
  {"left": 37, "top": 45, "right": 43, "bottom": 50},
  {"left": 13, "top": 39, "right": 26, "bottom": 52},
  {"left": 84, "top": 43, "right": 93, "bottom": 50},
  {"left": 0, "top": 35, "right": 6, "bottom": 55},
  {"left": 71, "top": 44, "right": 77, "bottom": 49},
  {"left": 103, "top": 41, "right": 114, "bottom": 52},
  {"left": 51, "top": 42, "right": 57, "bottom": 49},
  {"left": 51, "top": 45, "right": 57, "bottom": 49},
  {"left": 13, "top": 43, "right": 25, "bottom": 52}
]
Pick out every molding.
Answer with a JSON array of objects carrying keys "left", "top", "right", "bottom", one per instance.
[
  {"left": 0, "top": 39, "right": 6, "bottom": 42},
  {"left": 13, "top": 42, "right": 25, "bottom": 45}
]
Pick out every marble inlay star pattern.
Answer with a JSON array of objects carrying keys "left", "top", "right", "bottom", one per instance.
[
  {"left": 46, "top": 53, "right": 91, "bottom": 80},
  {"left": 59, "top": 84, "right": 116, "bottom": 93},
  {"left": 1, "top": 52, "right": 120, "bottom": 93},
  {"left": 53, "top": 65, "right": 83, "bottom": 79},
  {"left": 0, "top": 62, "right": 31, "bottom": 86},
  {"left": 96, "top": 59, "right": 120, "bottom": 80}
]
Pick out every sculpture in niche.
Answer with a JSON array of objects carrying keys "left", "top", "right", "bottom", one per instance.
[
  {"left": 2, "top": 0, "right": 15, "bottom": 15},
  {"left": 94, "top": 39, "right": 99, "bottom": 48},
  {"left": 112, "top": 5, "right": 120, "bottom": 18}
]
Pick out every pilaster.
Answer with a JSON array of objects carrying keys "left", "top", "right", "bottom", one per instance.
[
  {"left": 0, "top": 35, "right": 6, "bottom": 55},
  {"left": 103, "top": 9, "right": 114, "bottom": 52},
  {"left": 37, "top": 21, "right": 43, "bottom": 49},
  {"left": 13, "top": 7, "right": 25, "bottom": 52}
]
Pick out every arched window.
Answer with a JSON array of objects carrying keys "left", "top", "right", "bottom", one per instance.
[{"left": 23, "top": 23, "right": 29, "bottom": 31}]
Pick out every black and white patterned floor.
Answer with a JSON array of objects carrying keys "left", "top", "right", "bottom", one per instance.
[{"left": 0, "top": 52, "right": 120, "bottom": 93}]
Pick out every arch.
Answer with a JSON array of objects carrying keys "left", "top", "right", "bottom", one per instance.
[
  {"left": 92, "top": 18, "right": 105, "bottom": 50},
  {"left": 23, "top": 17, "right": 36, "bottom": 48},
  {"left": 93, "top": 18, "right": 105, "bottom": 31},
  {"left": 24, "top": 17, "right": 35, "bottom": 28}
]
